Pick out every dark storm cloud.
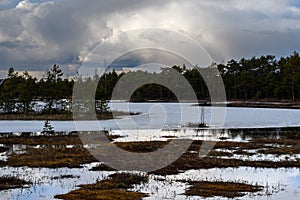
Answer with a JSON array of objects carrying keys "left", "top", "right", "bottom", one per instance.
[
  {"left": 0, "top": 0, "right": 167, "bottom": 75},
  {"left": 109, "top": 48, "right": 194, "bottom": 69},
  {"left": 0, "top": 0, "right": 299, "bottom": 77}
]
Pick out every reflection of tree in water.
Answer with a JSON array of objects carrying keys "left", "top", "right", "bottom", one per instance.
[{"left": 228, "top": 127, "right": 300, "bottom": 140}]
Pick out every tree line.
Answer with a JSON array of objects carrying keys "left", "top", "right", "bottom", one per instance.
[
  {"left": 130, "top": 51, "right": 300, "bottom": 101},
  {"left": 0, "top": 64, "right": 73, "bottom": 114},
  {"left": 218, "top": 51, "right": 300, "bottom": 100},
  {"left": 0, "top": 51, "right": 300, "bottom": 114}
]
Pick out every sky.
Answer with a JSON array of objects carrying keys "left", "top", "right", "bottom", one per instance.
[{"left": 0, "top": 0, "right": 300, "bottom": 78}]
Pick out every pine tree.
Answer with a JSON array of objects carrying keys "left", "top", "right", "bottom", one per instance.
[
  {"left": 41, "top": 120, "right": 55, "bottom": 135},
  {"left": 44, "top": 64, "right": 64, "bottom": 112}
]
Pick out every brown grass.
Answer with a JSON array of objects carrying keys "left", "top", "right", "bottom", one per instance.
[
  {"left": 0, "top": 133, "right": 121, "bottom": 146},
  {"left": 91, "top": 163, "right": 116, "bottom": 171},
  {"left": 153, "top": 139, "right": 300, "bottom": 175},
  {"left": 0, "top": 111, "right": 139, "bottom": 121},
  {"left": 1, "top": 134, "right": 300, "bottom": 172},
  {"left": 55, "top": 173, "right": 148, "bottom": 200},
  {"left": 0, "top": 135, "right": 82, "bottom": 146},
  {"left": 251, "top": 138, "right": 300, "bottom": 146},
  {"left": 208, "top": 150, "right": 233, "bottom": 157},
  {"left": 257, "top": 147, "right": 300, "bottom": 155},
  {"left": 55, "top": 189, "right": 146, "bottom": 200},
  {"left": 115, "top": 141, "right": 170, "bottom": 153},
  {"left": 186, "top": 181, "right": 263, "bottom": 198},
  {"left": 7, "top": 147, "right": 97, "bottom": 168}
]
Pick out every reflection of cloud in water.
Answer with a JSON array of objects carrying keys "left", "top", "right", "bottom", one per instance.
[
  {"left": 139, "top": 167, "right": 300, "bottom": 200},
  {"left": 0, "top": 163, "right": 111, "bottom": 200},
  {"left": 2, "top": 165, "right": 300, "bottom": 199}
]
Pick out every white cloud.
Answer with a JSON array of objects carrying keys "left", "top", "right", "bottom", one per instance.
[
  {"left": 16, "top": 0, "right": 37, "bottom": 10},
  {"left": 0, "top": 0, "right": 300, "bottom": 77}
]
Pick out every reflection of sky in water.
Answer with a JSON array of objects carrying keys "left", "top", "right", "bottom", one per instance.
[
  {"left": 110, "top": 102, "right": 300, "bottom": 129},
  {"left": 1, "top": 103, "right": 300, "bottom": 199},
  {"left": 290, "top": 173, "right": 300, "bottom": 185},
  {"left": 1, "top": 165, "right": 300, "bottom": 200},
  {"left": 1, "top": 103, "right": 300, "bottom": 133},
  {"left": 139, "top": 167, "right": 300, "bottom": 200},
  {"left": 0, "top": 163, "right": 112, "bottom": 200}
]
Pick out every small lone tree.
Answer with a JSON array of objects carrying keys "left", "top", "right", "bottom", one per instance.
[{"left": 41, "top": 120, "right": 55, "bottom": 136}]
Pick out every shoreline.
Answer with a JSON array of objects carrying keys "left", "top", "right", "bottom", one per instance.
[
  {"left": 0, "top": 110, "right": 139, "bottom": 121},
  {"left": 193, "top": 101, "right": 300, "bottom": 109},
  {"left": 126, "top": 100, "right": 300, "bottom": 109},
  {"left": 0, "top": 100, "right": 299, "bottom": 121}
]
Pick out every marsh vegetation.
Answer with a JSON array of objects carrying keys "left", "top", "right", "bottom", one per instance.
[{"left": 0, "top": 128, "right": 299, "bottom": 199}]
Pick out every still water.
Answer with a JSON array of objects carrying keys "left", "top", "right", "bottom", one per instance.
[
  {"left": 1, "top": 162, "right": 299, "bottom": 199},
  {"left": 0, "top": 103, "right": 300, "bottom": 199},
  {"left": 0, "top": 102, "right": 300, "bottom": 133}
]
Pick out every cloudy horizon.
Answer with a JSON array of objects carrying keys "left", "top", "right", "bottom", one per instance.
[{"left": 1, "top": 0, "right": 300, "bottom": 78}]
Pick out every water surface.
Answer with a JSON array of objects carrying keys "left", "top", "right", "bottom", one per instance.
[{"left": 1, "top": 103, "right": 300, "bottom": 133}]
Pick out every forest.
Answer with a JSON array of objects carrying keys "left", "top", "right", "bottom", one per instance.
[{"left": 0, "top": 51, "right": 300, "bottom": 114}]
